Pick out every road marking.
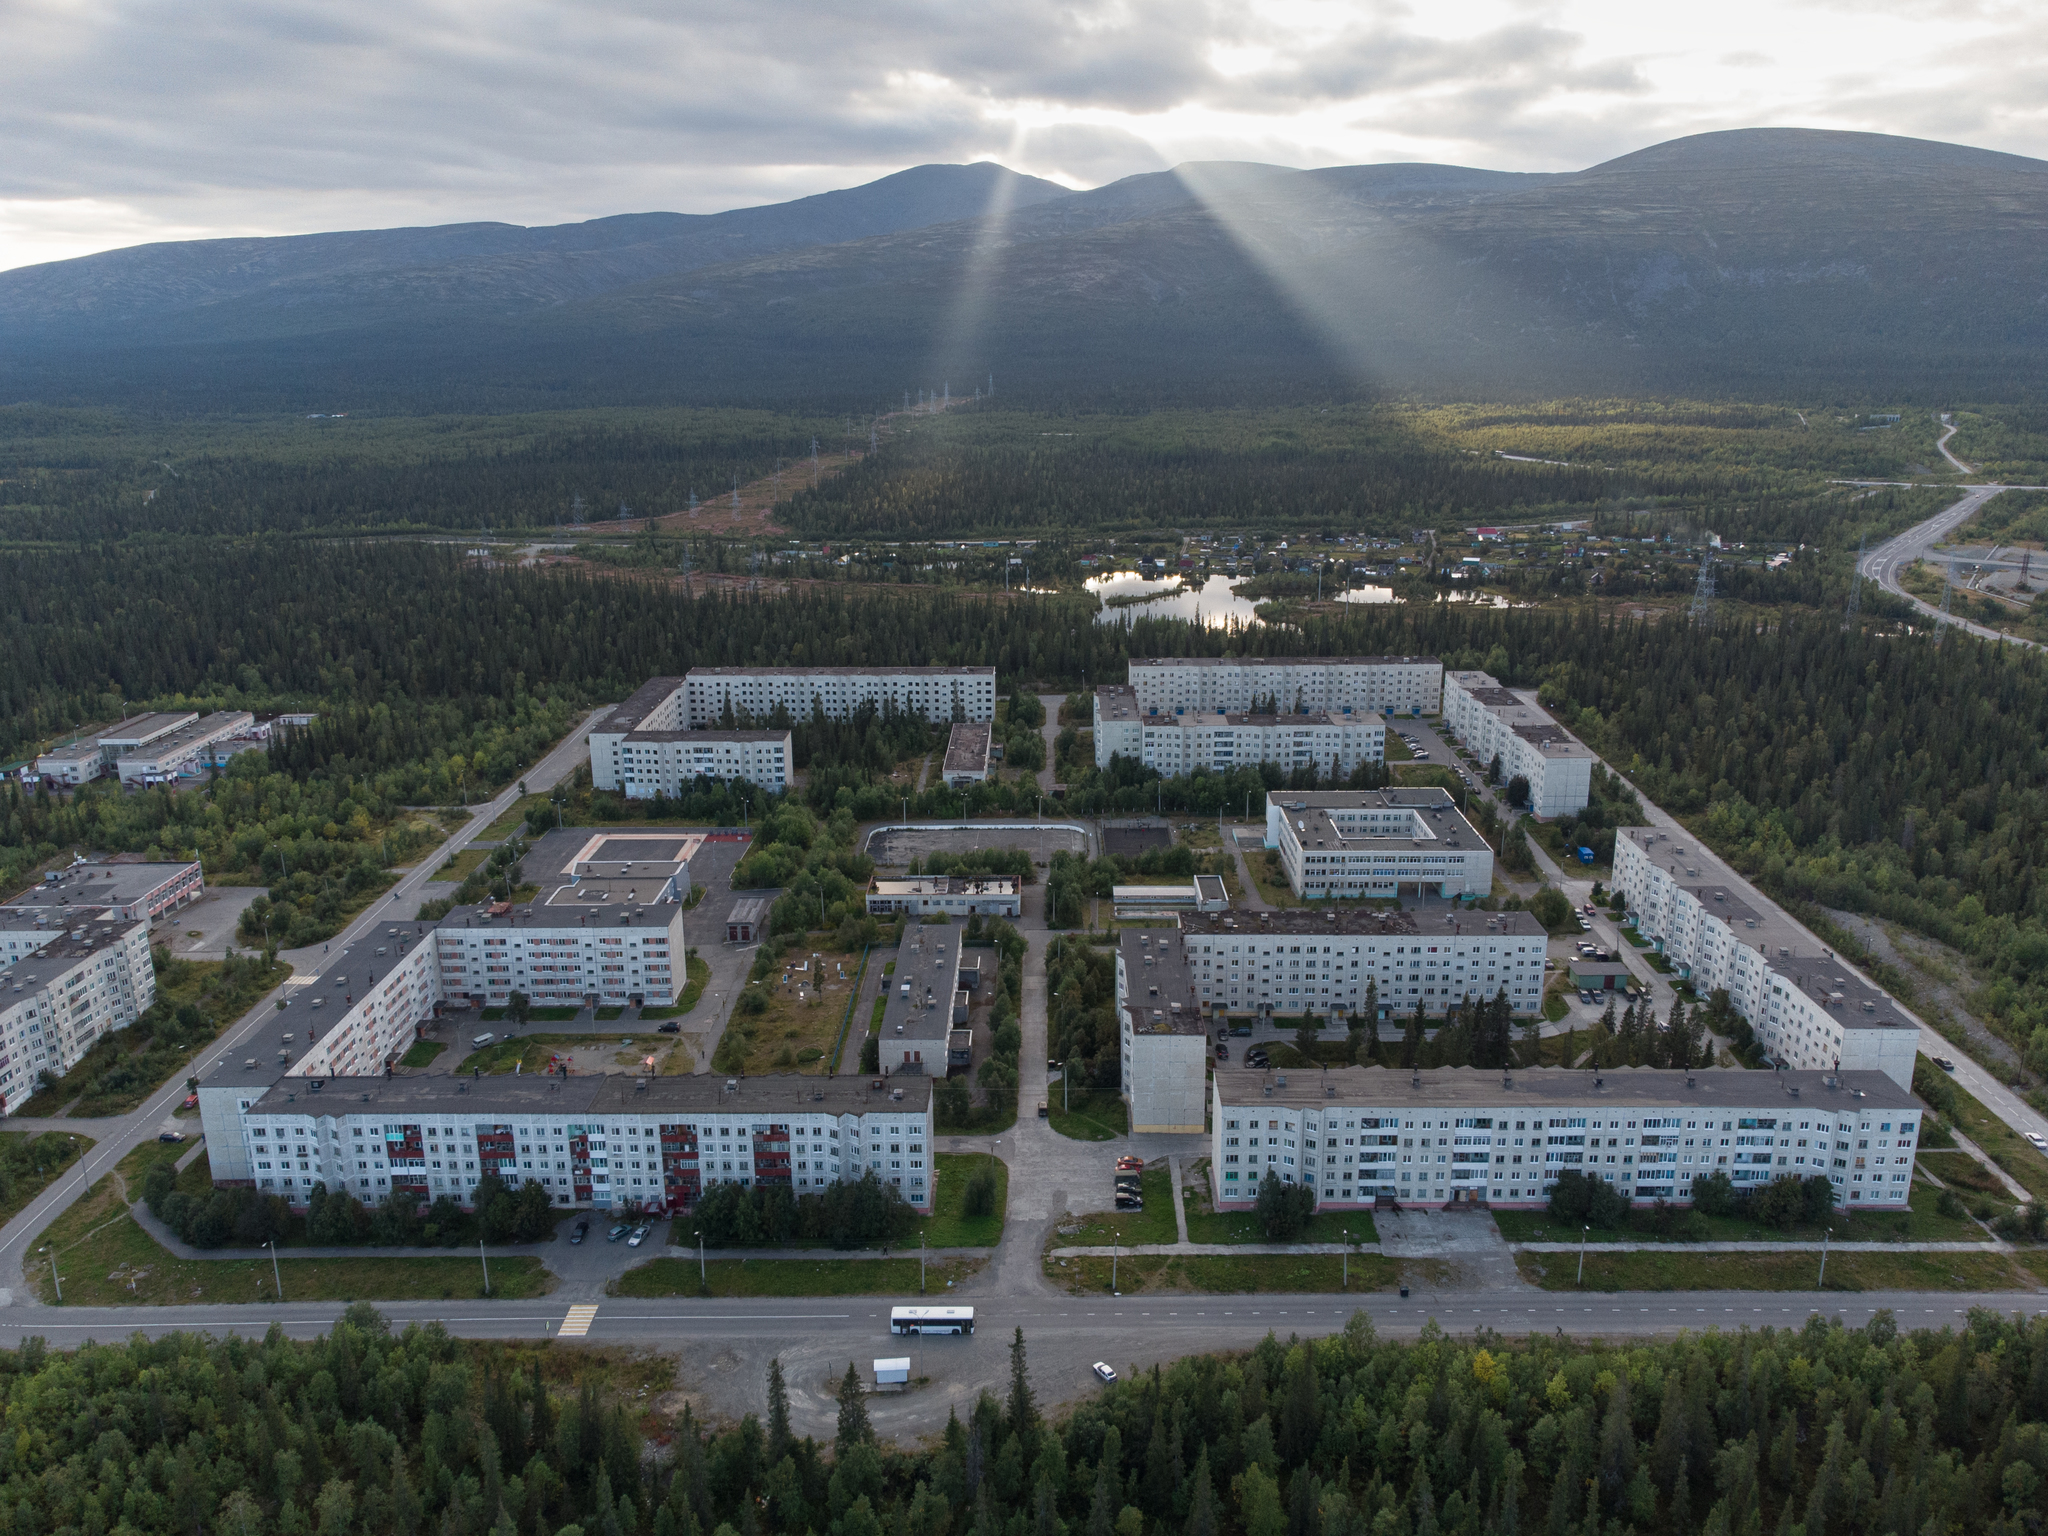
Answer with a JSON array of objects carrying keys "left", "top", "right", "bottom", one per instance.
[{"left": 559, "top": 1304, "right": 599, "bottom": 1337}]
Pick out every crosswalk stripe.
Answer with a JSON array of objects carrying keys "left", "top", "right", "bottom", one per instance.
[{"left": 559, "top": 1305, "right": 599, "bottom": 1338}]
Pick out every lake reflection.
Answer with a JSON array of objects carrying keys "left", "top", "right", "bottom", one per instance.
[{"left": 1088, "top": 573, "right": 1264, "bottom": 627}]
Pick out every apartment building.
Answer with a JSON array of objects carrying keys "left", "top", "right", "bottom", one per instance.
[
  {"left": 1126, "top": 656, "right": 1442, "bottom": 717},
  {"left": 588, "top": 678, "right": 792, "bottom": 795},
  {"left": 1265, "top": 788, "right": 1495, "bottom": 900},
  {"left": 1115, "top": 928, "right": 1208, "bottom": 1133},
  {"left": 1211, "top": 1065, "right": 1917, "bottom": 1210},
  {"left": 683, "top": 667, "right": 996, "bottom": 727},
  {"left": 1179, "top": 907, "right": 1547, "bottom": 1020},
  {"left": 1441, "top": 671, "right": 1592, "bottom": 817},
  {"left": 217, "top": 1072, "right": 933, "bottom": 1213},
  {"left": 1614, "top": 828, "right": 1918, "bottom": 1089},
  {"left": 1092, "top": 686, "right": 1386, "bottom": 776},
  {"left": 3, "top": 856, "right": 205, "bottom": 924},
  {"left": 866, "top": 877, "right": 1020, "bottom": 919},
  {"left": 0, "top": 913, "right": 156, "bottom": 1113}
]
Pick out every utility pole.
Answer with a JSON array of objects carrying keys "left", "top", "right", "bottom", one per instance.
[
  {"left": 1817, "top": 1226, "right": 1831, "bottom": 1289},
  {"left": 1111, "top": 1233, "right": 1119, "bottom": 1295},
  {"left": 920, "top": 1232, "right": 927, "bottom": 1294},
  {"left": 1342, "top": 1228, "right": 1349, "bottom": 1290},
  {"left": 480, "top": 1238, "right": 491, "bottom": 1297},
  {"left": 1577, "top": 1224, "right": 1589, "bottom": 1285},
  {"left": 697, "top": 1228, "right": 706, "bottom": 1285},
  {"left": 43, "top": 1246, "right": 60, "bottom": 1303}
]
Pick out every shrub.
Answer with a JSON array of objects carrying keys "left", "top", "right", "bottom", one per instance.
[
  {"left": 1547, "top": 1168, "right": 1630, "bottom": 1229},
  {"left": 1255, "top": 1170, "right": 1316, "bottom": 1239},
  {"left": 962, "top": 1165, "right": 1000, "bottom": 1219}
]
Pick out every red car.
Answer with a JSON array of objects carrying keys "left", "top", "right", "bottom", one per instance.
[{"left": 181, "top": 1095, "right": 198, "bottom": 1109}]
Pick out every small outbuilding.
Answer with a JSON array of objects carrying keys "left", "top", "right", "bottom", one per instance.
[{"left": 726, "top": 898, "right": 767, "bottom": 943}]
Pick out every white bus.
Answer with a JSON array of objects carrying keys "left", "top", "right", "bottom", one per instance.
[{"left": 890, "top": 1306, "right": 975, "bottom": 1336}]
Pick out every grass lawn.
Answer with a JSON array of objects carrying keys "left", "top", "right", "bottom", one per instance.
[
  {"left": 1182, "top": 1207, "right": 1380, "bottom": 1245},
  {"left": 0, "top": 1130, "right": 94, "bottom": 1227},
  {"left": 1050, "top": 1088, "right": 1128, "bottom": 1141},
  {"left": 115, "top": 1136, "right": 189, "bottom": 1190},
  {"left": 1542, "top": 989, "right": 1570, "bottom": 1023},
  {"left": 400, "top": 1040, "right": 448, "bottom": 1069},
  {"left": 611, "top": 1255, "right": 984, "bottom": 1298},
  {"left": 1529, "top": 822, "right": 1613, "bottom": 880},
  {"left": 1918, "top": 1056, "right": 2048, "bottom": 1203},
  {"left": 1045, "top": 1251, "right": 1435, "bottom": 1295},
  {"left": 1383, "top": 734, "right": 1414, "bottom": 762},
  {"left": 1514, "top": 1247, "right": 2028, "bottom": 1292},
  {"left": 435, "top": 846, "right": 491, "bottom": 881},
  {"left": 641, "top": 954, "right": 712, "bottom": 1019},
  {"left": 719, "top": 946, "right": 863, "bottom": 1074},
  {"left": 1918, "top": 1151, "right": 2012, "bottom": 1202},
  {"left": 1066, "top": 1167, "right": 1177, "bottom": 1245},
  {"left": 1492, "top": 1180, "right": 1987, "bottom": 1246},
  {"left": 455, "top": 1033, "right": 643, "bottom": 1074},
  {"left": 38, "top": 1176, "right": 553, "bottom": 1305},
  {"left": 922, "top": 1153, "right": 1008, "bottom": 1246}
]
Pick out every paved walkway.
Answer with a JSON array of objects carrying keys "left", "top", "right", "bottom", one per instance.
[{"left": 1515, "top": 1239, "right": 2003, "bottom": 1254}]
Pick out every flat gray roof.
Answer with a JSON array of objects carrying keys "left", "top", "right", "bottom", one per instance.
[
  {"left": 249, "top": 1071, "right": 930, "bottom": 1118},
  {"left": 944, "top": 721, "right": 991, "bottom": 773},
  {"left": 4, "top": 859, "right": 200, "bottom": 912},
  {"left": 1215, "top": 1065, "right": 1917, "bottom": 1112},
  {"left": 1181, "top": 908, "right": 1545, "bottom": 938},
  {"left": 1120, "top": 928, "right": 1202, "bottom": 1034},
  {"left": 883, "top": 924, "right": 963, "bottom": 1046},
  {"left": 687, "top": 666, "right": 993, "bottom": 677},
  {"left": 0, "top": 915, "right": 146, "bottom": 980},
  {"left": 1130, "top": 655, "right": 1439, "bottom": 668},
  {"left": 623, "top": 730, "right": 790, "bottom": 743},
  {"left": 594, "top": 677, "right": 684, "bottom": 735}
]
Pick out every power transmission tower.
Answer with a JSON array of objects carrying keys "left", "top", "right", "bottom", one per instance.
[
  {"left": 570, "top": 492, "right": 585, "bottom": 524},
  {"left": 1845, "top": 533, "right": 1866, "bottom": 620},
  {"left": 1689, "top": 549, "right": 1716, "bottom": 625}
]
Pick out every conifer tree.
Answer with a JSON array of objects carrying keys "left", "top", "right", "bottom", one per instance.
[
  {"left": 767, "top": 1358, "right": 793, "bottom": 1466},
  {"left": 836, "top": 1363, "right": 873, "bottom": 1457}
]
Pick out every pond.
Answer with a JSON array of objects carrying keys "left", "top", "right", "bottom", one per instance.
[{"left": 1088, "top": 573, "right": 1265, "bottom": 628}]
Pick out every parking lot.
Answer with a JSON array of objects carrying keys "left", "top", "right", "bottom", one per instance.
[
  {"left": 864, "top": 822, "right": 1091, "bottom": 867},
  {"left": 155, "top": 884, "right": 267, "bottom": 959}
]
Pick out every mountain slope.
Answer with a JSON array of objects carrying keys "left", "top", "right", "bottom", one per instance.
[{"left": 3, "top": 129, "right": 2044, "bottom": 407}]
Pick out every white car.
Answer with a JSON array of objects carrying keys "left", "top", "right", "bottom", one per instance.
[
  {"left": 627, "top": 1225, "right": 651, "bottom": 1247},
  {"left": 2027, "top": 1133, "right": 2047, "bottom": 1152},
  {"left": 1092, "top": 1362, "right": 1118, "bottom": 1383}
]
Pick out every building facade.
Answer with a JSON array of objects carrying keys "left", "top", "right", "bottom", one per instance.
[
  {"left": 589, "top": 678, "right": 792, "bottom": 795},
  {"left": 943, "top": 722, "right": 992, "bottom": 786},
  {"left": 1441, "top": 671, "right": 1592, "bottom": 817},
  {"left": 113, "top": 711, "right": 257, "bottom": 785},
  {"left": 683, "top": 667, "right": 996, "bottom": 727},
  {"left": 0, "top": 913, "right": 156, "bottom": 1113},
  {"left": 866, "top": 877, "right": 1020, "bottom": 919},
  {"left": 1092, "top": 686, "right": 1386, "bottom": 777},
  {"left": 220, "top": 1073, "right": 933, "bottom": 1213},
  {"left": 1179, "top": 908, "right": 1547, "bottom": 1020},
  {"left": 1126, "top": 656, "right": 1442, "bottom": 717},
  {"left": 1265, "top": 789, "right": 1495, "bottom": 899},
  {"left": 1115, "top": 929, "right": 1208, "bottom": 1133},
  {"left": 1614, "top": 828, "right": 1919, "bottom": 1088},
  {"left": 1211, "top": 1065, "right": 1917, "bottom": 1210}
]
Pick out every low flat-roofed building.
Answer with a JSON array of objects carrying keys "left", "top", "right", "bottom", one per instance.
[
  {"left": 0, "top": 912, "right": 156, "bottom": 1112},
  {"left": 1211, "top": 1065, "right": 1918, "bottom": 1210},
  {"left": 34, "top": 711, "right": 198, "bottom": 784},
  {"left": 1616, "top": 828, "right": 1919, "bottom": 1088},
  {"left": 867, "top": 877, "right": 1020, "bottom": 919},
  {"left": 1117, "top": 928, "right": 1207, "bottom": 1133},
  {"left": 1180, "top": 907, "right": 1549, "bottom": 1019},
  {"left": 215, "top": 1070, "right": 934, "bottom": 1212},
  {"left": 114, "top": 710, "right": 256, "bottom": 785},
  {"left": 4, "top": 855, "right": 204, "bottom": 923},
  {"left": 944, "top": 721, "right": 992, "bottom": 786},
  {"left": 1265, "top": 788, "right": 1494, "bottom": 900},
  {"left": 879, "top": 924, "right": 966, "bottom": 1075}
]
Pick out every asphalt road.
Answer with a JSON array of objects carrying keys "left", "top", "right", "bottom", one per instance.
[{"left": 0, "top": 706, "right": 610, "bottom": 1289}]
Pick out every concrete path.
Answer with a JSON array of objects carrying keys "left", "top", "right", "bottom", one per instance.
[
  {"left": 1170, "top": 1157, "right": 1191, "bottom": 1244},
  {"left": 1951, "top": 1129, "right": 2031, "bottom": 1201},
  {"left": 1514, "top": 1239, "right": 2003, "bottom": 1254}
]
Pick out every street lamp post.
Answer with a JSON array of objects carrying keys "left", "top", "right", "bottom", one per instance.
[
  {"left": 1342, "top": 1228, "right": 1349, "bottom": 1290},
  {"left": 264, "top": 1240, "right": 282, "bottom": 1300},
  {"left": 920, "top": 1232, "right": 927, "bottom": 1295},
  {"left": 41, "top": 1246, "right": 60, "bottom": 1303},
  {"left": 696, "top": 1229, "right": 706, "bottom": 1285},
  {"left": 1112, "top": 1233, "right": 1119, "bottom": 1296},
  {"left": 480, "top": 1238, "right": 491, "bottom": 1297},
  {"left": 1577, "top": 1224, "right": 1589, "bottom": 1285},
  {"left": 1818, "top": 1226, "right": 1831, "bottom": 1289}
]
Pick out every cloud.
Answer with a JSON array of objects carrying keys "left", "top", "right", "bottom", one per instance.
[{"left": 0, "top": 0, "right": 2042, "bottom": 270}]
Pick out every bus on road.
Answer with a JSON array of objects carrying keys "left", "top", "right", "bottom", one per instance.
[{"left": 890, "top": 1306, "right": 974, "bottom": 1335}]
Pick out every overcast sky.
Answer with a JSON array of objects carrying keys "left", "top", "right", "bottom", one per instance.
[{"left": 3, "top": 0, "right": 2042, "bottom": 272}]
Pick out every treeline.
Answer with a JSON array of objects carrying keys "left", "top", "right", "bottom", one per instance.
[
  {"left": 1046, "top": 935, "right": 1120, "bottom": 1092},
  {"left": 686, "top": 1170, "right": 919, "bottom": 1249},
  {"left": 11, "top": 1302, "right": 2048, "bottom": 1536},
  {"left": 0, "top": 406, "right": 841, "bottom": 538}
]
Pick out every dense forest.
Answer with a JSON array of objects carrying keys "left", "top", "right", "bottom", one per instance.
[
  {"left": 0, "top": 406, "right": 845, "bottom": 539},
  {"left": 7, "top": 1305, "right": 2048, "bottom": 1536}
]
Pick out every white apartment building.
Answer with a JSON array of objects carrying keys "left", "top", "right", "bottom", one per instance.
[
  {"left": 1212, "top": 1066, "right": 1918, "bottom": 1210},
  {"left": 589, "top": 678, "right": 791, "bottom": 795},
  {"left": 217, "top": 1072, "right": 932, "bottom": 1213},
  {"left": 1115, "top": 928, "right": 1209, "bottom": 1133},
  {"left": 0, "top": 914, "right": 156, "bottom": 1113},
  {"left": 684, "top": 667, "right": 996, "bottom": 727},
  {"left": 1092, "top": 686, "right": 1386, "bottom": 776},
  {"left": 1614, "top": 828, "right": 1918, "bottom": 1089},
  {"left": 866, "top": 877, "right": 1021, "bottom": 919},
  {"left": 1179, "top": 908, "right": 1547, "bottom": 1020},
  {"left": 1441, "top": 671, "right": 1592, "bottom": 817},
  {"left": 1265, "top": 788, "right": 1495, "bottom": 900},
  {"left": 1127, "top": 656, "right": 1442, "bottom": 717}
]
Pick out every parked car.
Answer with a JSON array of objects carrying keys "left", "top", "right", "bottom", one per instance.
[
  {"left": 157, "top": 1130, "right": 185, "bottom": 1143},
  {"left": 1544, "top": 958, "right": 1557, "bottom": 970},
  {"left": 472, "top": 1033, "right": 495, "bottom": 1048},
  {"left": 570, "top": 1220, "right": 590, "bottom": 1244},
  {"left": 2029, "top": 1133, "right": 2048, "bottom": 1153},
  {"left": 1933, "top": 1056, "right": 1957, "bottom": 1072},
  {"left": 1093, "top": 1362, "right": 1118, "bottom": 1383},
  {"left": 1114, "top": 1194, "right": 1144, "bottom": 1210},
  {"left": 657, "top": 1022, "right": 680, "bottom": 1034},
  {"left": 1215, "top": 1042, "right": 1229, "bottom": 1061},
  {"left": 1579, "top": 991, "right": 1597, "bottom": 1005},
  {"left": 181, "top": 1094, "right": 198, "bottom": 1109},
  {"left": 1116, "top": 1155, "right": 1144, "bottom": 1171},
  {"left": 606, "top": 1223, "right": 631, "bottom": 1242},
  {"left": 1244, "top": 1048, "right": 1271, "bottom": 1069},
  {"left": 627, "top": 1225, "right": 651, "bottom": 1247}
]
